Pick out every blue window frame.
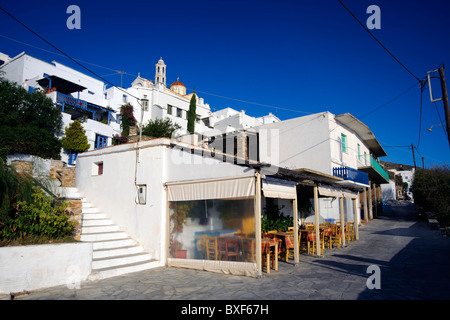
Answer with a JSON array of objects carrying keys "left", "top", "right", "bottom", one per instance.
[{"left": 95, "top": 134, "right": 108, "bottom": 149}]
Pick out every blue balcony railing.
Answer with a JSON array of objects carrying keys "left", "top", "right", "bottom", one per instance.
[{"left": 333, "top": 166, "right": 369, "bottom": 186}]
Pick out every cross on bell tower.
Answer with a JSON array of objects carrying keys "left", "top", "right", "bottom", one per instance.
[{"left": 155, "top": 57, "right": 166, "bottom": 86}]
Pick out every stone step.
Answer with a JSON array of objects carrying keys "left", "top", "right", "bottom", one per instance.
[
  {"left": 92, "top": 252, "right": 153, "bottom": 270},
  {"left": 91, "top": 238, "right": 137, "bottom": 250},
  {"left": 82, "top": 212, "right": 107, "bottom": 220},
  {"left": 82, "top": 207, "right": 100, "bottom": 214},
  {"left": 82, "top": 224, "right": 119, "bottom": 234},
  {"left": 93, "top": 245, "right": 144, "bottom": 259},
  {"left": 88, "top": 260, "right": 160, "bottom": 281},
  {"left": 82, "top": 219, "right": 113, "bottom": 227},
  {"left": 80, "top": 231, "right": 128, "bottom": 242}
]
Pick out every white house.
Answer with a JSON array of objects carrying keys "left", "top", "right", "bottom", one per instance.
[
  {"left": 0, "top": 51, "right": 121, "bottom": 163},
  {"left": 256, "top": 111, "right": 389, "bottom": 223}
]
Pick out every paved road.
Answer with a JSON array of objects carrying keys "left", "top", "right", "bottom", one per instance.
[{"left": 9, "top": 202, "right": 450, "bottom": 301}]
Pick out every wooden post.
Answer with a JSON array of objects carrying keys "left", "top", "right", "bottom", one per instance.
[
  {"left": 340, "top": 196, "right": 346, "bottom": 247},
  {"left": 368, "top": 183, "right": 373, "bottom": 220},
  {"left": 293, "top": 189, "right": 299, "bottom": 264},
  {"left": 254, "top": 172, "right": 262, "bottom": 277},
  {"left": 313, "top": 185, "right": 321, "bottom": 256},
  {"left": 353, "top": 198, "right": 359, "bottom": 240},
  {"left": 363, "top": 188, "right": 369, "bottom": 222},
  {"left": 438, "top": 66, "right": 450, "bottom": 149}
]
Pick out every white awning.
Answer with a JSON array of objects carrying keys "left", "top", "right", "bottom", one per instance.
[
  {"left": 342, "top": 190, "right": 358, "bottom": 199},
  {"left": 318, "top": 184, "right": 343, "bottom": 197},
  {"left": 262, "top": 177, "right": 297, "bottom": 199},
  {"left": 166, "top": 175, "right": 255, "bottom": 202}
]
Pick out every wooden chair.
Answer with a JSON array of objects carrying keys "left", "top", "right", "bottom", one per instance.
[
  {"left": 299, "top": 230, "right": 308, "bottom": 254},
  {"left": 322, "top": 226, "right": 333, "bottom": 249},
  {"left": 225, "top": 237, "right": 241, "bottom": 261},
  {"left": 197, "top": 235, "right": 207, "bottom": 259},
  {"left": 305, "top": 223, "right": 315, "bottom": 230},
  {"left": 217, "top": 237, "right": 227, "bottom": 261},
  {"left": 330, "top": 224, "right": 342, "bottom": 249},
  {"left": 307, "top": 231, "right": 324, "bottom": 255},
  {"left": 241, "top": 238, "right": 255, "bottom": 262},
  {"left": 206, "top": 236, "right": 218, "bottom": 260},
  {"left": 346, "top": 222, "right": 355, "bottom": 242}
]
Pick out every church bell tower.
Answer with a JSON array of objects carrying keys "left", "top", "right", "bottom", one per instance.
[{"left": 155, "top": 57, "right": 166, "bottom": 86}]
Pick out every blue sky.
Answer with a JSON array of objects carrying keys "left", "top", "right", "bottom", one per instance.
[{"left": 1, "top": 0, "right": 449, "bottom": 168}]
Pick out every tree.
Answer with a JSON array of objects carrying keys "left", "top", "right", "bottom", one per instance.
[
  {"left": 112, "top": 103, "right": 137, "bottom": 145},
  {"left": 187, "top": 92, "right": 197, "bottom": 134},
  {"left": 141, "top": 117, "right": 181, "bottom": 138},
  {"left": 0, "top": 78, "right": 62, "bottom": 159},
  {"left": 61, "top": 120, "right": 90, "bottom": 153},
  {"left": 413, "top": 165, "right": 450, "bottom": 227}
]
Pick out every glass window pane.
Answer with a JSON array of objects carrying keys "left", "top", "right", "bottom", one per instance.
[{"left": 169, "top": 198, "right": 255, "bottom": 262}]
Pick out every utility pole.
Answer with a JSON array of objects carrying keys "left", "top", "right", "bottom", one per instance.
[
  {"left": 411, "top": 144, "right": 417, "bottom": 169},
  {"left": 438, "top": 66, "right": 450, "bottom": 148}
]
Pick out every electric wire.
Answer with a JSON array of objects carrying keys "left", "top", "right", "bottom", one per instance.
[
  {"left": 337, "top": 0, "right": 422, "bottom": 83},
  {"left": 0, "top": 7, "right": 141, "bottom": 101}
]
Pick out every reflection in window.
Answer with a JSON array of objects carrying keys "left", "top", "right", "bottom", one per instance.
[{"left": 169, "top": 198, "right": 255, "bottom": 262}]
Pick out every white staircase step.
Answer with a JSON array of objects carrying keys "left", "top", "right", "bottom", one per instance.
[
  {"left": 93, "top": 245, "right": 144, "bottom": 259},
  {"left": 80, "top": 231, "right": 128, "bottom": 242},
  {"left": 88, "top": 260, "right": 160, "bottom": 281},
  {"left": 82, "top": 207, "right": 100, "bottom": 214},
  {"left": 82, "top": 219, "right": 113, "bottom": 227},
  {"left": 82, "top": 202, "right": 93, "bottom": 208},
  {"left": 82, "top": 212, "right": 107, "bottom": 220},
  {"left": 82, "top": 225, "right": 119, "bottom": 234},
  {"left": 92, "top": 252, "right": 152, "bottom": 270},
  {"left": 77, "top": 194, "right": 160, "bottom": 280},
  {"left": 91, "top": 238, "right": 137, "bottom": 250}
]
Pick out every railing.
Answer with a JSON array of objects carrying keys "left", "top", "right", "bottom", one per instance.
[
  {"left": 56, "top": 92, "right": 88, "bottom": 110},
  {"left": 369, "top": 154, "right": 389, "bottom": 182},
  {"left": 333, "top": 166, "right": 369, "bottom": 185}
]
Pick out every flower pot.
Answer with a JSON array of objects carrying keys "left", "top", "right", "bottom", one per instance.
[{"left": 174, "top": 249, "right": 187, "bottom": 259}]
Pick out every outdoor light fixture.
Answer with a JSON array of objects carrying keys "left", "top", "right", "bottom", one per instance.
[{"left": 427, "top": 124, "right": 442, "bottom": 132}]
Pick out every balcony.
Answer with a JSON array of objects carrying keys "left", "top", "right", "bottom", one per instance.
[
  {"left": 46, "top": 91, "right": 116, "bottom": 125},
  {"left": 333, "top": 166, "right": 369, "bottom": 187},
  {"left": 358, "top": 154, "right": 389, "bottom": 184}
]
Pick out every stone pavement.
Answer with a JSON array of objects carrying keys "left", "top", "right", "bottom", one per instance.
[{"left": 7, "top": 202, "right": 450, "bottom": 301}]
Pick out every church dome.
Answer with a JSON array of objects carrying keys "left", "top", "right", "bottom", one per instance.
[
  {"left": 170, "top": 80, "right": 185, "bottom": 87},
  {"left": 170, "top": 77, "right": 186, "bottom": 95}
]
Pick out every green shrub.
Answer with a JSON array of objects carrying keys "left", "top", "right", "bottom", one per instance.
[
  {"left": 261, "top": 204, "right": 293, "bottom": 233},
  {"left": 61, "top": 120, "right": 90, "bottom": 153},
  {"left": 1, "top": 187, "right": 75, "bottom": 240},
  {"left": 413, "top": 165, "right": 450, "bottom": 227}
]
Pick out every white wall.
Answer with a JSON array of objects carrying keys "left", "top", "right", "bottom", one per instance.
[
  {"left": 76, "top": 141, "right": 166, "bottom": 261},
  {"left": 0, "top": 243, "right": 92, "bottom": 294},
  {"left": 258, "top": 112, "right": 332, "bottom": 174},
  {"left": 76, "top": 139, "right": 256, "bottom": 263}
]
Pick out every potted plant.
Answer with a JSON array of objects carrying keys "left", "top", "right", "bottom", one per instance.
[
  {"left": 170, "top": 238, "right": 187, "bottom": 259},
  {"left": 61, "top": 120, "right": 90, "bottom": 165}
]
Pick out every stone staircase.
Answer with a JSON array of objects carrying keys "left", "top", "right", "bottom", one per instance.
[{"left": 62, "top": 188, "right": 159, "bottom": 281}]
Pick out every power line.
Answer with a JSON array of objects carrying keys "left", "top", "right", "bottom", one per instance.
[
  {"left": 337, "top": 0, "right": 422, "bottom": 83},
  {"left": 0, "top": 34, "right": 139, "bottom": 78},
  {"left": 358, "top": 81, "right": 420, "bottom": 119},
  {"left": 0, "top": 7, "right": 141, "bottom": 101}
]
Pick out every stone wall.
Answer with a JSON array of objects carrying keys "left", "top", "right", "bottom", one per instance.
[{"left": 7, "top": 155, "right": 80, "bottom": 240}]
